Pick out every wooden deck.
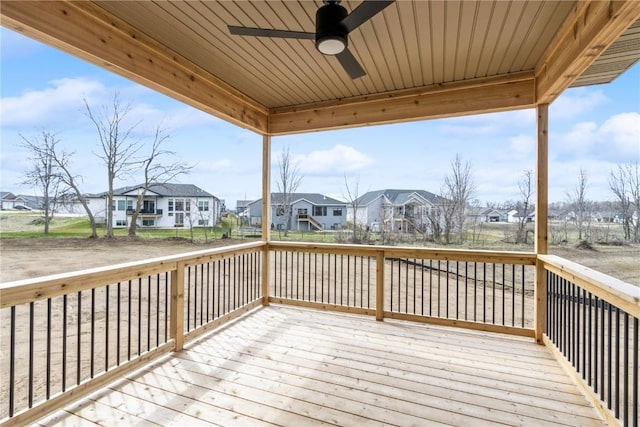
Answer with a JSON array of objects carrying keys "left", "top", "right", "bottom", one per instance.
[{"left": 39, "top": 305, "right": 605, "bottom": 426}]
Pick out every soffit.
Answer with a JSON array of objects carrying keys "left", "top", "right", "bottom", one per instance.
[{"left": 2, "top": 1, "right": 639, "bottom": 135}]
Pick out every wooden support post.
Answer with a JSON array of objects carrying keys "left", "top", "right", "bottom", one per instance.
[
  {"left": 376, "top": 251, "right": 385, "bottom": 321},
  {"left": 261, "top": 134, "right": 271, "bottom": 305},
  {"left": 170, "top": 265, "right": 185, "bottom": 351},
  {"left": 535, "top": 103, "right": 549, "bottom": 344}
]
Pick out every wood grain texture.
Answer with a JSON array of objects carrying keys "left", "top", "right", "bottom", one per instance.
[{"left": 43, "top": 306, "right": 605, "bottom": 426}]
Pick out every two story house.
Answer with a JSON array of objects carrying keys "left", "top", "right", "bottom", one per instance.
[
  {"left": 87, "top": 183, "right": 221, "bottom": 229},
  {"left": 349, "top": 189, "right": 440, "bottom": 235},
  {"left": 247, "top": 193, "right": 347, "bottom": 231}
]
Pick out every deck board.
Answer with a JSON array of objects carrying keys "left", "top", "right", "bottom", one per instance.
[{"left": 42, "top": 305, "right": 606, "bottom": 426}]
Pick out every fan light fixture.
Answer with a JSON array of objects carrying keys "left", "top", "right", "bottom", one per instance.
[{"left": 317, "top": 36, "right": 346, "bottom": 55}]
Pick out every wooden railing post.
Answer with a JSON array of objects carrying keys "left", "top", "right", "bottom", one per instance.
[
  {"left": 261, "top": 245, "right": 270, "bottom": 306},
  {"left": 376, "top": 251, "right": 385, "bottom": 321},
  {"left": 534, "top": 261, "right": 547, "bottom": 344},
  {"left": 170, "top": 263, "right": 185, "bottom": 351}
]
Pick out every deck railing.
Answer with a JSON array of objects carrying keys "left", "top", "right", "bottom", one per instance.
[
  {"left": 0, "top": 241, "right": 264, "bottom": 427},
  {"left": 539, "top": 254, "right": 639, "bottom": 427},
  {"left": 269, "top": 242, "right": 537, "bottom": 336},
  {"left": 1, "top": 241, "right": 638, "bottom": 426}
]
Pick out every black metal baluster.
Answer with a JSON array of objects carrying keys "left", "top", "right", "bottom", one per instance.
[
  {"left": 137, "top": 278, "right": 143, "bottom": 356},
  {"left": 455, "top": 261, "right": 459, "bottom": 320},
  {"left": 501, "top": 264, "right": 505, "bottom": 324},
  {"left": 594, "top": 296, "right": 600, "bottom": 394},
  {"left": 421, "top": 259, "right": 425, "bottom": 316},
  {"left": 600, "top": 299, "right": 606, "bottom": 400},
  {"left": 587, "top": 291, "right": 593, "bottom": 388},
  {"left": 105, "top": 285, "right": 109, "bottom": 371},
  {"left": 77, "top": 291, "right": 82, "bottom": 385},
  {"left": 607, "top": 302, "right": 613, "bottom": 409},
  {"left": 511, "top": 264, "right": 515, "bottom": 326},
  {"left": 29, "top": 302, "right": 34, "bottom": 407},
  {"left": 156, "top": 274, "right": 160, "bottom": 346},
  {"left": 520, "top": 265, "right": 525, "bottom": 328},
  {"left": 615, "top": 307, "right": 620, "bottom": 417},
  {"left": 117, "top": 283, "right": 121, "bottom": 365},
  {"left": 482, "top": 263, "right": 486, "bottom": 323},
  {"left": 90, "top": 288, "right": 95, "bottom": 378},
  {"left": 62, "top": 295, "right": 67, "bottom": 391},
  {"left": 473, "top": 262, "right": 477, "bottom": 322},
  {"left": 46, "top": 298, "right": 51, "bottom": 399},
  {"left": 390, "top": 258, "right": 394, "bottom": 312},
  {"left": 581, "top": 288, "right": 587, "bottom": 379},
  {"left": 464, "top": 262, "right": 468, "bottom": 321},
  {"left": 9, "top": 306, "right": 15, "bottom": 416},
  {"left": 632, "top": 316, "right": 638, "bottom": 427},
  {"left": 164, "top": 272, "right": 169, "bottom": 341},
  {"left": 491, "top": 263, "right": 496, "bottom": 324},
  {"left": 623, "top": 312, "right": 629, "bottom": 424},
  {"left": 446, "top": 260, "right": 450, "bottom": 318},
  {"left": 200, "top": 264, "right": 204, "bottom": 325},
  {"left": 429, "top": 259, "right": 433, "bottom": 317},
  {"left": 147, "top": 277, "right": 152, "bottom": 351}
]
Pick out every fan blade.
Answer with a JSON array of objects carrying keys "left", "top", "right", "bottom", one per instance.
[
  {"left": 228, "top": 26, "right": 315, "bottom": 40},
  {"left": 336, "top": 48, "right": 366, "bottom": 79},
  {"left": 341, "top": 1, "right": 395, "bottom": 33}
]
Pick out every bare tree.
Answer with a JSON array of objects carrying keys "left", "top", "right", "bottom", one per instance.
[
  {"left": 127, "top": 126, "right": 193, "bottom": 237},
  {"left": 567, "top": 168, "right": 591, "bottom": 241},
  {"left": 19, "top": 131, "right": 64, "bottom": 234},
  {"left": 515, "top": 169, "right": 535, "bottom": 244},
  {"left": 343, "top": 174, "right": 368, "bottom": 244},
  {"left": 276, "top": 147, "right": 303, "bottom": 237},
  {"left": 48, "top": 143, "right": 99, "bottom": 238},
  {"left": 610, "top": 162, "right": 640, "bottom": 242},
  {"left": 85, "top": 93, "right": 142, "bottom": 238},
  {"left": 440, "top": 154, "right": 476, "bottom": 244}
]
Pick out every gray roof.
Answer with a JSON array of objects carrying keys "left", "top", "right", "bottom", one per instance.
[
  {"left": 249, "top": 193, "right": 346, "bottom": 207},
  {"left": 356, "top": 189, "right": 440, "bottom": 206},
  {"left": 93, "top": 183, "right": 216, "bottom": 198}
]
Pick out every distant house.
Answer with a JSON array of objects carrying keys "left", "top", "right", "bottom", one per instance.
[
  {"left": 349, "top": 189, "right": 440, "bottom": 234},
  {"left": 247, "top": 193, "right": 347, "bottom": 231},
  {"left": 86, "top": 183, "right": 221, "bottom": 228},
  {"left": 508, "top": 209, "right": 535, "bottom": 223},
  {"left": 467, "top": 207, "right": 506, "bottom": 223},
  {"left": 0, "top": 192, "right": 25, "bottom": 210}
]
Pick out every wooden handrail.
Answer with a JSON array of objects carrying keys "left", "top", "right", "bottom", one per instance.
[
  {"left": 267, "top": 241, "right": 537, "bottom": 265},
  {"left": 538, "top": 254, "right": 639, "bottom": 317},
  {"left": 0, "top": 241, "right": 265, "bottom": 309}
]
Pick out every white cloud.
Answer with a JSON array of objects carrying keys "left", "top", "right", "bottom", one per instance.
[
  {"left": 439, "top": 109, "right": 535, "bottom": 136},
  {"left": 550, "top": 88, "right": 608, "bottom": 120},
  {"left": 508, "top": 134, "right": 535, "bottom": 158},
  {"left": 553, "top": 112, "right": 640, "bottom": 162},
  {"left": 0, "top": 77, "right": 105, "bottom": 127},
  {"left": 289, "top": 144, "right": 374, "bottom": 175}
]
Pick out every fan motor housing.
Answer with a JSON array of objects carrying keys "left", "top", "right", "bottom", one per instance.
[{"left": 315, "top": 2, "right": 348, "bottom": 55}]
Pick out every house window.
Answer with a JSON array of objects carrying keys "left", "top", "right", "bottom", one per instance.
[
  {"left": 198, "top": 219, "right": 209, "bottom": 226},
  {"left": 198, "top": 200, "right": 209, "bottom": 211},
  {"left": 168, "top": 200, "right": 174, "bottom": 216},
  {"left": 117, "top": 200, "right": 126, "bottom": 211},
  {"left": 275, "top": 206, "right": 285, "bottom": 216},
  {"left": 174, "top": 212, "right": 184, "bottom": 227},
  {"left": 115, "top": 220, "right": 127, "bottom": 227},
  {"left": 175, "top": 199, "right": 184, "bottom": 211},
  {"left": 333, "top": 208, "right": 343, "bottom": 216},
  {"left": 313, "top": 206, "right": 327, "bottom": 216},
  {"left": 127, "top": 199, "right": 134, "bottom": 210},
  {"left": 142, "top": 219, "right": 155, "bottom": 227}
]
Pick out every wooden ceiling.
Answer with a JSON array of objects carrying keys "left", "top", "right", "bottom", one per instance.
[{"left": 1, "top": 1, "right": 639, "bottom": 136}]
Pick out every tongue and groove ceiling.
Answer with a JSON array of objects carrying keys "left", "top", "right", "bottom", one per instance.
[{"left": 1, "top": 1, "right": 639, "bottom": 135}]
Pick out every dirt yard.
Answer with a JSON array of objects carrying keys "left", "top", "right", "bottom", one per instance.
[{"left": 0, "top": 237, "right": 251, "bottom": 283}]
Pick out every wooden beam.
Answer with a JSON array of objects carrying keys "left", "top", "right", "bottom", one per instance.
[
  {"left": 536, "top": 0, "right": 640, "bottom": 104},
  {"left": 261, "top": 135, "right": 271, "bottom": 305},
  {"left": 269, "top": 73, "right": 535, "bottom": 135},
  {"left": 0, "top": 0, "right": 269, "bottom": 134},
  {"left": 535, "top": 104, "right": 549, "bottom": 255}
]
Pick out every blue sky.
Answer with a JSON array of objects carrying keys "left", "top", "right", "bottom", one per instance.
[{"left": 1, "top": 27, "right": 639, "bottom": 208}]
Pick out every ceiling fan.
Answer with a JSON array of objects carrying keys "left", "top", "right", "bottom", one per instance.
[{"left": 228, "top": 0, "right": 395, "bottom": 80}]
